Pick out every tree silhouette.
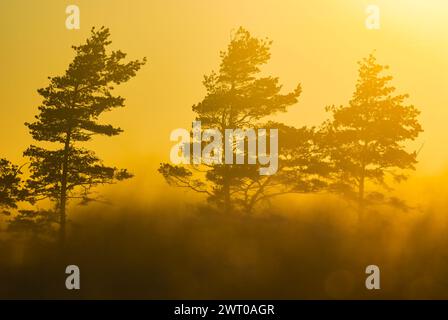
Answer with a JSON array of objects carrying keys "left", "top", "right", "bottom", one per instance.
[
  {"left": 0, "top": 158, "right": 26, "bottom": 214},
  {"left": 318, "top": 53, "right": 423, "bottom": 213},
  {"left": 158, "top": 27, "right": 326, "bottom": 214},
  {"left": 24, "top": 27, "right": 146, "bottom": 245}
]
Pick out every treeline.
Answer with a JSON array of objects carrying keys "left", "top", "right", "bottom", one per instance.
[{"left": 0, "top": 26, "right": 422, "bottom": 245}]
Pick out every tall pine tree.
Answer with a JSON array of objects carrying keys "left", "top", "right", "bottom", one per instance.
[
  {"left": 25, "top": 27, "right": 146, "bottom": 245},
  {"left": 159, "top": 27, "right": 318, "bottom": 214},
  {"left": 319, "top": 53, "right": 422, "bottom": 213}
]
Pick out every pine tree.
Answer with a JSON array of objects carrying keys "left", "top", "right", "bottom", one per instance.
[
  {"left": 24, "top": 27, "right": 146, "bottom": 245},
  {"left": 319, "top": 53, "right": 423, "bottom": 213},
  {"left": 159, "top": 27, "right": 314, "bottom": 214}
]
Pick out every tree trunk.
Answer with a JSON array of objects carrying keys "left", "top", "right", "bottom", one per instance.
[
  {"left": 59, "top": 132, "right": 71, "bottom": 248},
  {"left": 223, "top": 170, "right": 231, "bottom": 214},
  {"left": 358, "top": 142, "right": 368, "bottom": 218},
  {"left": 358, "top": 168, "right": 365, "bottom": 216}
]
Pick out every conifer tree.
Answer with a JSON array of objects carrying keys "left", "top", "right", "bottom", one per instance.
[
  {"left": 159, "top": 27, "right": 314, "bottom": 213},
  {"left": 25, "top": 27, "right": 146, "bottom": 245},
  {"left": 319, "top": 53, "right": 422, "bottom": 212}
]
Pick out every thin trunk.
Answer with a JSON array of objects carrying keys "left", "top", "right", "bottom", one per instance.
[
  {"left": 246, "top": 181, "right": 264, "bottom": 215},
  {"left": 223, "top": 166, "right": 231, "bottom": 214},
  {"left": 358, "top": 165, "right": 365, "bottom": 217},
  {"left": 358, "top": 141, "right": 367, "bottom": 217},
  {"left": 220, "top": 129, "right": 231, "bottom": 214},
  {"left": 59, "top": 132, "right": 71, "bottom": 248},
  {"left": 221, "top": 110, "right": 232, "bottom": 214}
]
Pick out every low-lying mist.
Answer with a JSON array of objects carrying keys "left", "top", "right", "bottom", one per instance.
[{"left": 1, "top": 182, "right": 448, "bottom": 300}]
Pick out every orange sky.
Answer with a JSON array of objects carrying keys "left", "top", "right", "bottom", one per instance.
[{"left": 1, "top": 0, "right": 447, "bottom": 203}]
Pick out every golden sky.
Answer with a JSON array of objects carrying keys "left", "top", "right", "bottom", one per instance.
[{"left": 1, "top": 0, "right": 447, "bottom": 202}]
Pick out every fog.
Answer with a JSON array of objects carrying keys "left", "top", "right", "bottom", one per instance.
[{"left": 1, "top": 173, "right": 448, "bottom": 299}]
